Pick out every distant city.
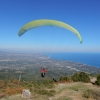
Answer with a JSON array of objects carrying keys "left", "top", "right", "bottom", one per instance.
[{"left": 0, "top": 51, "right": 100, "bottom": 80}]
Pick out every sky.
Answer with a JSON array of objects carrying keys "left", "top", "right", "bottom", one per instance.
[{"left": 0, "top": 0, "right": 100, "bottom": 53}]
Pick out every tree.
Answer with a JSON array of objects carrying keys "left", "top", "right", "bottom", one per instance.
[
  {"left": 96, "top": 74, "right": 100, "bottom": 85},
  {"left": 72, "top": 72, "right": 80, "bottom": 82},
  {"left": 79, "top": 72, "right": 90, "bottom": 83},
  {"left": 72, "top": 72, "right": 90, "bottom": 83}
]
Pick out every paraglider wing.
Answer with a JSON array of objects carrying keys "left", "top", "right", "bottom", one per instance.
[
  {"left": 44, "top": 68, "right": 48, "bottom": 73},
  {"left": 40, "top": 68, "right": 44, "bottom": 73},
  {"left": 18, "top": 19, "right": 82, "bottom": 43},
  {"left": 40, "top": 68, "right": 48, "bottom": 73}
]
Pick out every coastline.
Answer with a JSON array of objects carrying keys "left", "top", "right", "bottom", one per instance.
[{"left": 43, "top": 52, "right": 100, "bottom": 68}]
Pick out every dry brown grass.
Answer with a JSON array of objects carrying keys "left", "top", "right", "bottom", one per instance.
[
  {"left": 51, "top": 82, "right": 100, "bottom": 100},
  {"left": 1, "top": 82, "right": 100, "bottom": 100},
  {"left": 5, "top": 87, "right": 24, "bottom": 96}
]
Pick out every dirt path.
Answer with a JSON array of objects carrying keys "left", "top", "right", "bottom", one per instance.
[{"left": 50, "top": 82, "right": 99, "bottom": 100}]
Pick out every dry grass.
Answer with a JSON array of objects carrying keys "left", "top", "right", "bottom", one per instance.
[
  {"left": 1, "top": 82, "right": 100, "bottom": 100},
  {"left": 1, "top": 94, "right": 24, "bottom": 100},
  {"left": 51, "top": 82, "right": 100, "bottom": 100}
]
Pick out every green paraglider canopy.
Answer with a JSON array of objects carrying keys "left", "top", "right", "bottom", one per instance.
[{"left": 18, "top": 19, "right": 82, "bottom": 43}]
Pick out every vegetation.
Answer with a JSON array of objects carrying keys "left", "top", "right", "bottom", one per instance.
[
  {"left": 72, "top": 72, "right": 90, "bottom": 82},
  {"left": 71, "top": 72, "right": 80, "bottom": 82},
  {"left": 0, "top": 53, "right": 100, "bottom": 99},
  {"left": 0, "top": 72, "right": 100, "bottom": 100},
  {"left": 83, "top": 89, "right": 100, "bottom": 100},
  {"left": 59, "top": 76, "right": 71, "bottom": 82},
  {"left": 96, "top": 74, "right": 100, "bottom": 85}
]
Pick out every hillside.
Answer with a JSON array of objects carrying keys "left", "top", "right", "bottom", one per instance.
[{"left": 1, "top": 82, "right": 100, "bottom": 100}]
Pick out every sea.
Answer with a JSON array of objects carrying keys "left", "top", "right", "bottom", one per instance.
[{"left": 44, "top": 52, "right": 100, "bottom": 68}]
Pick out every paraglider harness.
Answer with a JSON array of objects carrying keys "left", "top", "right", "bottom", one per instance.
[{"left": 40, "top": 68, "right": 48, "bottom": 77}]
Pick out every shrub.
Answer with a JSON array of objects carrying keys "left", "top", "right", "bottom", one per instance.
[
  {"left": 72, "top": 72, "right": 90, "bottom": 83},
  {"left": 96, "top": 74, "right": 100, "bottom": 85},
  {"left": 79, "top": 72, "right": 90, "bottom": 83},
  {"left": 83, "top": 89, "right": 92, "bottom": 98},
  {"left": 59, "top": 76, "right": 70, "bottom": 82},
  {"left": 71, "top": 72, "right": 80, "bottom": 82}
]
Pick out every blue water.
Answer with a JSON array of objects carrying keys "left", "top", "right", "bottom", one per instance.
[{"left": 44, "top": 52, "right": 100, "bottom": 68}]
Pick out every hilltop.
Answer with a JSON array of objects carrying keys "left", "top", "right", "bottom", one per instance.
[{"left": 1, "top": 81, "right": 100, "bottom": 100}]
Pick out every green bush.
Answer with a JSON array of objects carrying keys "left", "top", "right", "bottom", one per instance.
[
  {"left": 59, "top": 76, "right": 70, "bottom": 82},
  {"left": 79, "top": 72, "right": 90, "bottom": 82},
  {"left": 97, "top": 74, "right": 100, "bottom": 85},
  {"left": 71, "top": 72, "right": 80, "bottom": 82},
  {"left": 72, "top": 72, "right": 90, "bottom": 83},
  {"left": 42, "top": 80, "right": 54, "bottom": 88}
]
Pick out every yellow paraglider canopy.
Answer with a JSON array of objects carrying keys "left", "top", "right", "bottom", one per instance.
[{"left": 18, "top": 19, "right": 82, "bottom": 43}]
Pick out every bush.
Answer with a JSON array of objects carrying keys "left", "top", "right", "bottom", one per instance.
[
  {"left": 71, "top": 72, "right": 80, "bottom": 82},
  {"left": 72, "top": 72, "right": 90, "bottom": 83},
  {"left": 83, "top": 89, "right": 92, "bottom": 98},
  {"left": 59, "top": 76, "right": 71, "bottom": 82},
  {"left": 79, "top": 72, "right": 90, "bottom": 82},
  {"left": 96, "top": 74, "right": 100, "bottom": 85}
]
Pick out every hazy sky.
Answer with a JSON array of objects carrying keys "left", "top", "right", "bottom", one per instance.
[{"left": 0, "top": 0, "right": 100, "bottom": 53}]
